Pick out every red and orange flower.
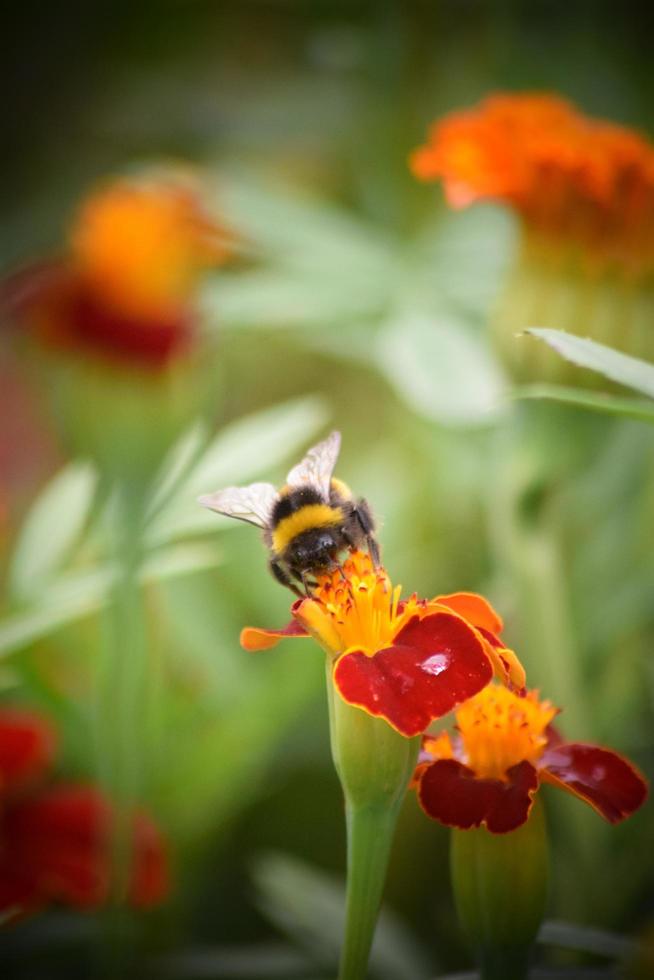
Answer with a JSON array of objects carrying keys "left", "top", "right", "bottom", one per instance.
[
  {"left": 411, "top": 92, "right": 654, "bottom": 276},
  {"left": 0, "top": 708, "right": 169, "bottom": 919},
  {"left": 241, "top": 551, "right": 524, "bottom": 738},
  {"left": 3, "top": 174, "right": 231, "bottom": 368},
  {"left": 413, "top": 684, "right": 647, "bottom": 833}
]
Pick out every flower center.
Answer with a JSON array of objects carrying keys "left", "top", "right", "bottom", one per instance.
[
  {"left": 456, "top": 685, "right": 557, "bottom": 780},
  {"left": 297, "top": 551, "right": 421, "bottom": 658}
]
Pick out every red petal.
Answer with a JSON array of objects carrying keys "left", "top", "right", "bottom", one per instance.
[
  {"left": 0, "top": 785, "right": 169, "bottom": 912},
  {"left": 66, "top": 285, "right": 193, "bottom": 368},
  {"left": 333, "top": 611, "right": 493, "bottom": 737},
  {"left": 129, "top": 810, "right": 170, "bottom": 907},
  {"left": 240, "top": 618, "right": 308, "bottom": 651},
  {"left": 0, "top": 709, "right": 56, "bottom": 797},
  {"left": 433, "top": 592, "right": 504, "bottom": 634},
  {"left": 417, "top": 759, "right": 539, "bottom": 833},
  {"left": 540, "top": 742, "right": 648, "bottom": 823}
]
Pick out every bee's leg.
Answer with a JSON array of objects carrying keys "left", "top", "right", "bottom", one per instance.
[
  {"left": 269, "top": 558, "right": 303, "bottom": 598},
  {"left": 352, "top": 499, "right": 381, "bottom": 566},
  {"left": 366, "top": 535, "right": 381, "bottom": 567},
  {"left": 299, "top": 569, "right": 314, "bottom": 596}
]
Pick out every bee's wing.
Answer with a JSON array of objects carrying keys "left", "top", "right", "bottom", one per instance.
[
  {"left": 286, "top": 430, "right": 341, "bottom": 499},
  {"left": 198, "top": 482, "right": 278, "bottom": 529}
]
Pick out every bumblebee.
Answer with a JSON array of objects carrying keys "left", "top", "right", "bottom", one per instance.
[{"left": 199, "top": 431, "right": 379, "bottom": 595}]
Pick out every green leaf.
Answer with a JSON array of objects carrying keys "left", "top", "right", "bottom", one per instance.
[
  {"left": 219, "top": 174, "right": 394, "bottom": 274},
  {"left": 376, "top": 310, "right": 507, "bottom": 426},
  {"left": 201, "top": 269, "right": 386, "bottom": 331},
  {"left": 0, "top": 542, "right": 221, "bottom": 658},
  {"left": 146, "top": 421, "right": 210, "bottom": 522},
  {"left": 525, "top": 328, "right": 654, "bottom": 398},
  {"left": 515, "top": 384, "right": 654, "bottom": 424},
  {"left": 146, "top": 395, "right": 329, "bottom": 545},
  {"left": 419, "top": 204, "right": 515, "bottom": 318},
  {"left": 199, "top": 174, "right": 395, "bottom": 333},
  {"left": 9, "top": 462, "right": 98, "bottom": 601}
]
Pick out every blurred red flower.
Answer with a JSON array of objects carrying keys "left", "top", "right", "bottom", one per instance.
[{"left": 0, "top": 708, "right": 169, "bottom": 921}]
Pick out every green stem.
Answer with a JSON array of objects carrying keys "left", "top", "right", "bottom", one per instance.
[
  {"left": 326, "top": 666, "right": 419, "bottom": 980},
  {"left": 450, "top": 799, "right": 548, "bottom": 980},
  {"left": 338, "top": 803, "right": 401, "bottom": 980},
  {"left": 95, "top": 481, "right": 149, "bottom": 977}
]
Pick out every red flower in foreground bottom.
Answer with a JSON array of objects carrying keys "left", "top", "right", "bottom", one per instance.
[
  {"left": 0, "top": 708, "right": 169, "bottom": 919},
  {"left": 241, "top": 551, "right": 525, "bottom": 738},
  {"left": 414, "top": 685, "right": 647, "bottom": 833}
]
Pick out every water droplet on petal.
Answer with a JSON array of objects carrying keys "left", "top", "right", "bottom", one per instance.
[{"left": 421, "top": 651, "right": 451, "bottom": 677}]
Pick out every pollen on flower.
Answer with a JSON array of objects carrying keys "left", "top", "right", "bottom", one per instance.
[
  {"left": 411, "top": 92, "right": 654, "bottom": 276},
  {"left": 455, "top": 686, "right": 558, "bottom": 781},
  {"left": 306, "top": 550, "right": 422, "bottom": 657}
]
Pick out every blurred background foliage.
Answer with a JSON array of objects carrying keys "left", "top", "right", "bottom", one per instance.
[{"left": 1, "top": 2, "right": 653, "bottom": 977}]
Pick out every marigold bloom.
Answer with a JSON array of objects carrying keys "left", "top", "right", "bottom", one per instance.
[
  {"left": 4, "top": 175, "right": 230, "bottom": 368},
  {"left": 411, "top": 92, "right": 654, "bottom": 276},
  {"left": 0, "top": 708, "right": 169, "bottom": 919},
  {"left": 241, "top": 551, "right": 525, "bottom": 738},
  {"left": 414, "top": 684, "right": 647, "bottom": 833}
]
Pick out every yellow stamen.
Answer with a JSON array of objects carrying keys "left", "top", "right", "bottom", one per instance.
[
  {"left": 455, "top": 686, "right": 557, "bottom": 781},
  {"left": 297, "top": 551, "right": 422, "bottom": 658}
]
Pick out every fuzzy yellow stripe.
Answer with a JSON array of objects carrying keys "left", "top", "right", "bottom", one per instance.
[
  {"left": 272, "top": 504, "right": 342, "bottom": 555},
  {"left": 330, "top": 477, "right": 352, "bottom": 499}
]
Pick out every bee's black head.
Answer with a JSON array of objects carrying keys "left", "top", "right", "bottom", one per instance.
[{"left": 289, "top": 528, "right": 339, "bottom": 571}]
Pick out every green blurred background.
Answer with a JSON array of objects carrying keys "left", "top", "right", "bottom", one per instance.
[{"left": 1, "top": 2, "right": 653, "bottom": 977}]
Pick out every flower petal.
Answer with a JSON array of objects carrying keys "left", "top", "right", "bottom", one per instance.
[
  {"left": 477, "top": 630, "right": 526, "bottom": 691},
  {"left": 417, "top": 758, "right": 539, "bottom": 833},
  {"left": 0, "top": 785, "right": 169, "bottom": 913},
  {"left": 0, "top": 709, "right": 56, "bottom": 797},
  {"left": 540, "top": 742, "right": 648, "bottom": 823},
  {"left": 433, "top": 592, "right": 504, "bottom": 634},
  {"left": 333, "top": 611, "right": 493, "bottom": 737},
  {"left": 411, "top": 731, "right": 456, "bottom": 788},
  {"left": 240, "top": 619, "right": 308, "bottom": 651}
]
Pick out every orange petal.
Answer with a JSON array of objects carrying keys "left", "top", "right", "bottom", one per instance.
[
  {"left": 240, "top": 620, "right": 308, "bottom": 652},
  {"left": 485, "top": 641, "right": 527, "bottom": 692},
  {"left": 433, "top": 592, "right": 504, "bottom": 634}
]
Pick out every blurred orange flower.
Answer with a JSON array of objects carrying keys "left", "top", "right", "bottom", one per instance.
[
  {"left": 4, "top": 175, "right": 232, "bottom": 368},
  {"left": 411, "top": 93, "right": 654, "bottom": 276}
]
